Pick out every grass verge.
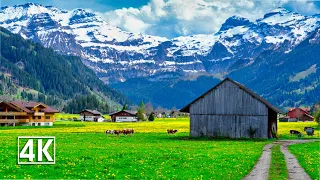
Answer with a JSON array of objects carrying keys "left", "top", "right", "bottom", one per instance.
[
  {"left": 289, "top": 142, "right": 320, "bottom": 180},
  {"left": 269, "top": 144, "right": 288, "bottom": 180}
]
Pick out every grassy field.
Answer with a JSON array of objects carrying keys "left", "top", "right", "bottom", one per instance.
[
  {"left": 54, "top": 113, "right": 111, "bottom": 121},
  {"left": 0, "top": 118, "right": 318, "bottom": 179},
  {"left": 269, "top": 145, "right": 288, "bottom": 180},
  {"left": 277, "top": 122, "right": 319, "bottom": 139},
  {"left": 289, "top": 142, "right": 320, "bottom": 180}
]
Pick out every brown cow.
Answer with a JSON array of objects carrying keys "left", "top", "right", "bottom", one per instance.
[
  {"left": 167, "top": 129, "right": 178, "bottom": 134},
  {"left": 114, "top": 130, "right": 122, "bottom": 136},
  {"left": 105, "top": 130, "right": 115, "bottom": 135}
]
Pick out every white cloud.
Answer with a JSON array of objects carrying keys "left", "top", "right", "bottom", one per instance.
[{"left": 99, "top": 0, "right": 320, "bottom": 38}]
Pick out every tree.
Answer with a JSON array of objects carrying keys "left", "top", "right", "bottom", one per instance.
[
  {"left": 315, "top": 108, "right": 320, "bottom": 124},
  {"left": 122, "top": 104, "right": 128, "bottom": 111},
  {"left": 148, "top": 113, "right": 155, "bottom": 121},
  {"left": 137, "top": 101, "right": 146, "bottom": 121}
]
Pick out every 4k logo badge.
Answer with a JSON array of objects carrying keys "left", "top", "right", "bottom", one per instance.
[{"left": 18, "top": 136, "right": 56, "bottom": 164}]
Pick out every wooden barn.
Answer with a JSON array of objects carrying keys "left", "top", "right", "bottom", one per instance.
[{"left": 180, "top": 78, "right": 281, "bottom": 138}]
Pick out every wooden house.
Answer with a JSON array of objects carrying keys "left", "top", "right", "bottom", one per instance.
[
  {"left": 288, "top": 107, "right": 314, "bottom": 121},
  {"left": 109, "top": 110, "right": 137, "bottom": 122},
  {"left": 0, "top": 101, "right": 59, "bottom": 126},
  {"left": 180, "top": 78, "right": 281, "bottom": 138},
  {"left": 79, "top": 109, "right": 104, "bottom": 122}
]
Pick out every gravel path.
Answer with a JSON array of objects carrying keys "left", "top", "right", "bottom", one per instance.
[
  {"left": 243, "top": 143, "right": 274, "bottom": 180},
  {"left": 279, "top": 140, "right": 316, "bottom": 180},
  {"left": 243, "top": 140, "right": 317, "bottom": 180}
]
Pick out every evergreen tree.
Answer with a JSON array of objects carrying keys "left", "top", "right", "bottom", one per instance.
[{"left": 122, "top": 104, "right": 128, "bottom": 111}]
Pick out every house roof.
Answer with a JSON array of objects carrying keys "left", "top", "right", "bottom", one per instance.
[
  {"left": 288, "top": 107, "right": 310, "bottom": 113},
  {"left": 80, "top": 109, "right": 102, "bottom": 115},
  {"left": 180, "top": 77, "right": 281, "bottom": 113},
  {"left": 302, "top": 113, "right": 314, "bottom": 119},
  {"left": 2, "top": 101, "right": 59, "bottom": 113},
  {"left": 109, "top": 110, "right": 137, "bottom": 116},
  {"left": 0, "top": 101, "right": 26, "bottom": 112}
]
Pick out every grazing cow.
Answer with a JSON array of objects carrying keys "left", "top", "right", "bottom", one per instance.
[
  {"left": 290, "top": 130, "right": 302, "bottom": 137},
  {"left": 167, "top": 129, "right": 178, "bottom": 134},
  {"left": 122, "top": 129, "right": 134, "bottom": 136},
  {"left": 114, "top": 130, "right": 122, "bottom": 136},
  {"left": 105, "top": 130, "right": 115, "bottom": 135}
]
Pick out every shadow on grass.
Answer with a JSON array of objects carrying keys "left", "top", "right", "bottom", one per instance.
[{"left": 162, "top": 135, "right": 272, "bottom": 142}]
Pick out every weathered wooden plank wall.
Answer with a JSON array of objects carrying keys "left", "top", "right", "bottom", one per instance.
[{"left": 189, "top": 80, "right": 269, "bottom": 138}]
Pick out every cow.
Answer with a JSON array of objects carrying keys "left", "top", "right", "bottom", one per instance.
[
  {"left": 114, "top": 130, "right": 122, "bottom": 136},
  {"left": 105, "top": 130, "right": 115, "bottom": 135},
  {"left": 290, "top": 130, "right": 302, "bottom": 137},
  {"left": 122, "top": 129, "right": 135, "bottom": 136},
  {"left": 167, "top": 129, "right": 178, "bottom": 134}
]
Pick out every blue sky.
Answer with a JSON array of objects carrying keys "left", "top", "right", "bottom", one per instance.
[{"left": 1, "top": 0, "right": 320, "bottom": 38}]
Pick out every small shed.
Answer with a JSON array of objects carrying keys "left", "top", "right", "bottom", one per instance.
[
  {"left": 180, "top": 78, "right": 281, "bottom": 138},
  {"left": 109, "top": 110, "right": 137, "bottom": 122},
  {"left": 79, "top": 109, "right": 104, "bottom": 122}
]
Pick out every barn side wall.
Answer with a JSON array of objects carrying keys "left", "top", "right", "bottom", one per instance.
[{"left": 189, "top": 80, "right": 269, "bottom": 138}]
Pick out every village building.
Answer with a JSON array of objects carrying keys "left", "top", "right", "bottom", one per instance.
[
  {"left": 288, "top": 107, "right": 314, "bottom": 121},
  {"left": 279, "top": 116, "right": 297, "bottom": 122},
  {"left": 180, "top": 78, "right": 281, "bottom": 138},
  {"left": 0, "top": 101, "right": 59, "bottom": 126},
  {"left": 79, "top": 109, "right": 104, "bottom": 122},
  {"left": 109, "top": 110, "right": 137, "bottom": 122}
]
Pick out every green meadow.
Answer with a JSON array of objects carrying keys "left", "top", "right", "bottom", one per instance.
[{"left": 0, "top": 118, "right": 318, "bottom": 179}]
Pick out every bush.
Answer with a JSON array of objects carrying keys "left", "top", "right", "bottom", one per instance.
[{"left": 148, "top": 113, "right": 155, "bottom": 121}]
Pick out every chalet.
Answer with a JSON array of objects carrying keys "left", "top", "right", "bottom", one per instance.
[
  {"left": 109, "top": 110, "right": 137, "bottom": 122},
  {"left": 0, "top": 101, "right": 59, "bottom": 126},
  {"left": 180, "top": 78, "right": 281, "bottom": 138},
  {"left": 79, "top": 109, "right": 104, "bottom": 122},
  {"left": 288, "top": 107, "right": 314, "bottom": 121}
]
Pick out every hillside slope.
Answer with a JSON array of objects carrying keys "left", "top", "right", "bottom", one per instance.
[{"left": 0, "top": 27, "right": 127, "bottom": 111}]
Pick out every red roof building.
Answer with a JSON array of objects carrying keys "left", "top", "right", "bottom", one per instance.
[{"left": 288, "top": 107, "right": 314, "bottom": 121}]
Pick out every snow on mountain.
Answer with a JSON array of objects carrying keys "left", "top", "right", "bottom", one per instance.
[{"left": 0, "top": 3, "right": 319, "bottom": 83}]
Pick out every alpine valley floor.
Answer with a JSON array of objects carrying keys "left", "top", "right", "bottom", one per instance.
[{"left": 0, "top": 118, "right": 318, "bottom": 179}]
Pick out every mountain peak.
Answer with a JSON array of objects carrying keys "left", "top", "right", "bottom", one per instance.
[
  {"left": 14, "top": 2, "right": 42, "bottom": 8},
  {"left": 219, "top": 15, "right": 252, "bottom": 31}
]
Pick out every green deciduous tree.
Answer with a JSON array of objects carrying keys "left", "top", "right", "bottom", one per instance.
[{"left": 137, "top": 101, "right": 146, "bottom": 121}]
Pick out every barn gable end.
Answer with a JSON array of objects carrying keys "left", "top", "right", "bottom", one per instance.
[{"left": 181, "top": 78, "right": 280, "bottom": 138}]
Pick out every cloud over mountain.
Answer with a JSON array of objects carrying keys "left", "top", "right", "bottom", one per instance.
[{"left": 100, "top": 0, "right": 320, "bottom": 38}]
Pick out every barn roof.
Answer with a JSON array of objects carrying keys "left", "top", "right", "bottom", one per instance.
[
  {"left": 109, "top": 110, "right": 137, "bottom": 116},
  {"left": 180, "top": 77, "right": 281, "bottom": 113},
  {"left": 80, "top": 109, "right": 102, "bottom": 115}
]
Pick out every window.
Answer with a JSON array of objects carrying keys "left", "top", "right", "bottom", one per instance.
[
  {"left": 33, "top": 116, "right": 36, "bottom": 119},
  {"left": 38, "top": 123, "right": 41, "bottom": 126},
  {"left": 46, "top": 116, "right": 50, "bottom": 120},
  {"left": 32, "top": 123, "right": 35, "bottom": 126},
  {"left": 38, "top": 116, "right": 41, "bottom": 120}
]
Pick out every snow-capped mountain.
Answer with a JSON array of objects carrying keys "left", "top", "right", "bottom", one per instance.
[{"left": 1, "top": 3, "right": 319, "bottom": 108}]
